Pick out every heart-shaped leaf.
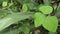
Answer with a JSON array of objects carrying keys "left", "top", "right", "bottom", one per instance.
[
  {"left": 34, "top": 12, "right": 46, "bottom": 27},
  {"left": 43, "top": 16, "right": 58, "bottom": 32},
  {"left": 38, "top": 5, "right": 53, "bottom": 14}
]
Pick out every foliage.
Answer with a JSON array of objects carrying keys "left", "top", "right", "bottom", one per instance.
[
  {"left": 34, "top": 12, "right": 46, "bottom": 27},
  {"left": 0, "top": 0, "right": 60, "bottom": 34},
  {"left": 38, "top": 5, "right": 53, "bottom": 14}
]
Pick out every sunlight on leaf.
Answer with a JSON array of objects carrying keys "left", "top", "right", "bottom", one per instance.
[
  {"left": 2, "top": 1, "right": 7, "bottom": 7},
  {"left": 38, "top": 5, "right": 53, "bottom": 14},
  {"left": 0, "top": 12, "right": 33, "bottom": 31},
  {"left": 34, "top": 12, "right": 46, "bottom": 27},
  {"left": 43, "top": 16, "right": 58, "bottom": 32}
]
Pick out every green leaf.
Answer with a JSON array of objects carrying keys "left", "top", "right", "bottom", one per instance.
[
  {"left": 43, "top": 16, "right": 58, "bottom": 32},
  {"left": 2, "top": 1, "right": 8, "bottom": 7},
  {"left": 0, "top": 21, "right": 31, "bottom": 34},
  {"left": 22, "top": 4, "right": 28, "bottom": 12},
  {"left": 0, "top": 11, "right": 6, "bottom": 19},
  {"left": 11, "top": 5, "right": 18, "bottom": 12},
  {"left": 34, "top": 12, "right": 46, "bottom": 27},
  {"left": 56, "top": 7, "right": 60, "bottom": 12},
  {"left": 0, "top": 28, "right": 21, "bottom": 34},
  {"left": 27, "top": 3, "right": 37, "bottom": 10},
  {"left": 38, "top": 5, "right": 53, "bottom": 14},
  {"left": 0, "top": 12, "right": 33, "bottom": 31},
  {"left": 16, "top": 0, "right": 33, "bottom": 4},
  {"left": 43, "top": 0, "right": 51, "bottom": 5},
  {"left": 20, "top": 23, "right": 30, "bottom": 34},
  {"left": 0, "top": 0, "right": 7, "bottom": 2}
]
